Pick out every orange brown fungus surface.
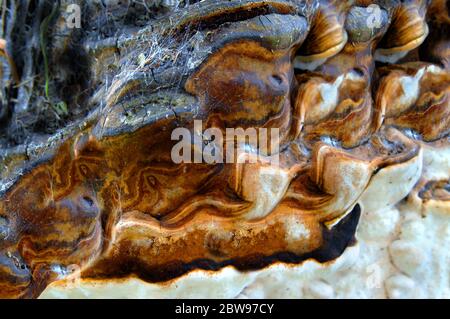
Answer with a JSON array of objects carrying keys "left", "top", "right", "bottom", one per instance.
[{"left": 0, "top": 0, "right": 449, "bottom": 298}]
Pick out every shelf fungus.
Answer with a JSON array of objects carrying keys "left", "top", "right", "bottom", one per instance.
[{"left": 0, "top": 0, "right": 449, "bottom": 298}]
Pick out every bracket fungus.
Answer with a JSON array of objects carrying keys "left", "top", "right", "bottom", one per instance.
[{"left": 0, "top": 0, "right": 449, "bottom": 298}]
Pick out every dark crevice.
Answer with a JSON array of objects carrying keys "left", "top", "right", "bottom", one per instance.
[{"left": 172, "top": 1, "right": 298, "bottom": 35}]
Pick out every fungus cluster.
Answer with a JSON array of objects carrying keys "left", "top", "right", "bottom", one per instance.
[{"left": 0, "top": 0, "right": 448, "bottom": 298}]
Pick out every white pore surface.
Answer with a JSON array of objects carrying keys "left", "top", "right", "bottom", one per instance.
[{"left": 40, "top": 144, "right": 450, "bottom": 299}]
